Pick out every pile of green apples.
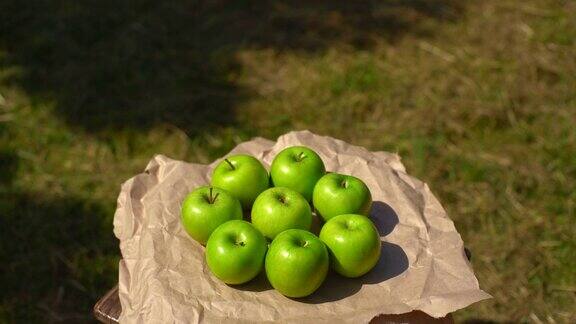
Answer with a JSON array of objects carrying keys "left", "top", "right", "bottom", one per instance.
[{"left": 181, "top": 146, "right": 381, "bottom": 298}]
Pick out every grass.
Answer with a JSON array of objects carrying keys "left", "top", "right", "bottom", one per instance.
[{"left": 0, "top": 0, "right": 575, "bottom": 322}]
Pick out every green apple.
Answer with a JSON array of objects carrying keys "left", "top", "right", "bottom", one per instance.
[
  {"left": 205, "top": 220, "right": 268, "bottom": 284},
  {"left": 313, "top": 173, "right": 372, "bottom": 222},
  {"left": 265, "top": 229, "right": 329, "bottom": 297},
  {"left": 211, "top": 154, "right": 269, "bottom": 210},
  {"left": 181, "top": 186, "right": 243, "bottom": 245},
  {"left": 251, "top": 187, "right": 312, "bottom": 240},
  {"left": 270, "top": 146, "right": 325, "bottom": 201},
  {"left": 319, "top": 214, "right": 381, "bottom": 278}
]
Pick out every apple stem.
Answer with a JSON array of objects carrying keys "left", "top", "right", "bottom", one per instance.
[
  {"left": 340, "top": 180, "right": 348, "bottom": 188},
  {"left": 296, "top": 152, "right": 306, "bottom": 162},
  {"left": 208, "top": 187, "right": 219, "bottom": 204},
  {"left": 224, "top": 158, "right": 235, "bottom": 170}
]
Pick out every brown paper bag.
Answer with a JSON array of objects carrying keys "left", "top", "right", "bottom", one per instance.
[{"left": 114, "top": 131, "right": 490, "bottom": 323}]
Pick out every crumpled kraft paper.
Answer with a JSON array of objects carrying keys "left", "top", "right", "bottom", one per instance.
[{"left": 113, "top": 130, "right": 491, "bottom": 323}]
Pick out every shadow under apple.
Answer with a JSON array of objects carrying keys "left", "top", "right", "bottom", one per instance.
[
  {"left": 232, "top": 271, "right": 272, "bottom": 293},
  {"left": 300, "top": 201, "right": 407, "bottom": 303},
  {"left": 300, "top": 241, "right": 408, "bottom": 304},
  {"left": 234, "top": 200, "right": 409, "bottom": 302},
  {"left": 370, "top": 201, "right": 400, "bottom": 236}
]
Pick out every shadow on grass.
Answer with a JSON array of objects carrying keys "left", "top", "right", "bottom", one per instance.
[
  {"left": 0, "top": 149, "right": 18, "bottom": 186},
  {"left": 0, "top": 0, "right": 463, "bottom": 135},
  {"left": 0, "top": 190, "right": 119, "bottom": 322},
  {"left": 0, "top": 1, "right": 462, "bottom": 321}
]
